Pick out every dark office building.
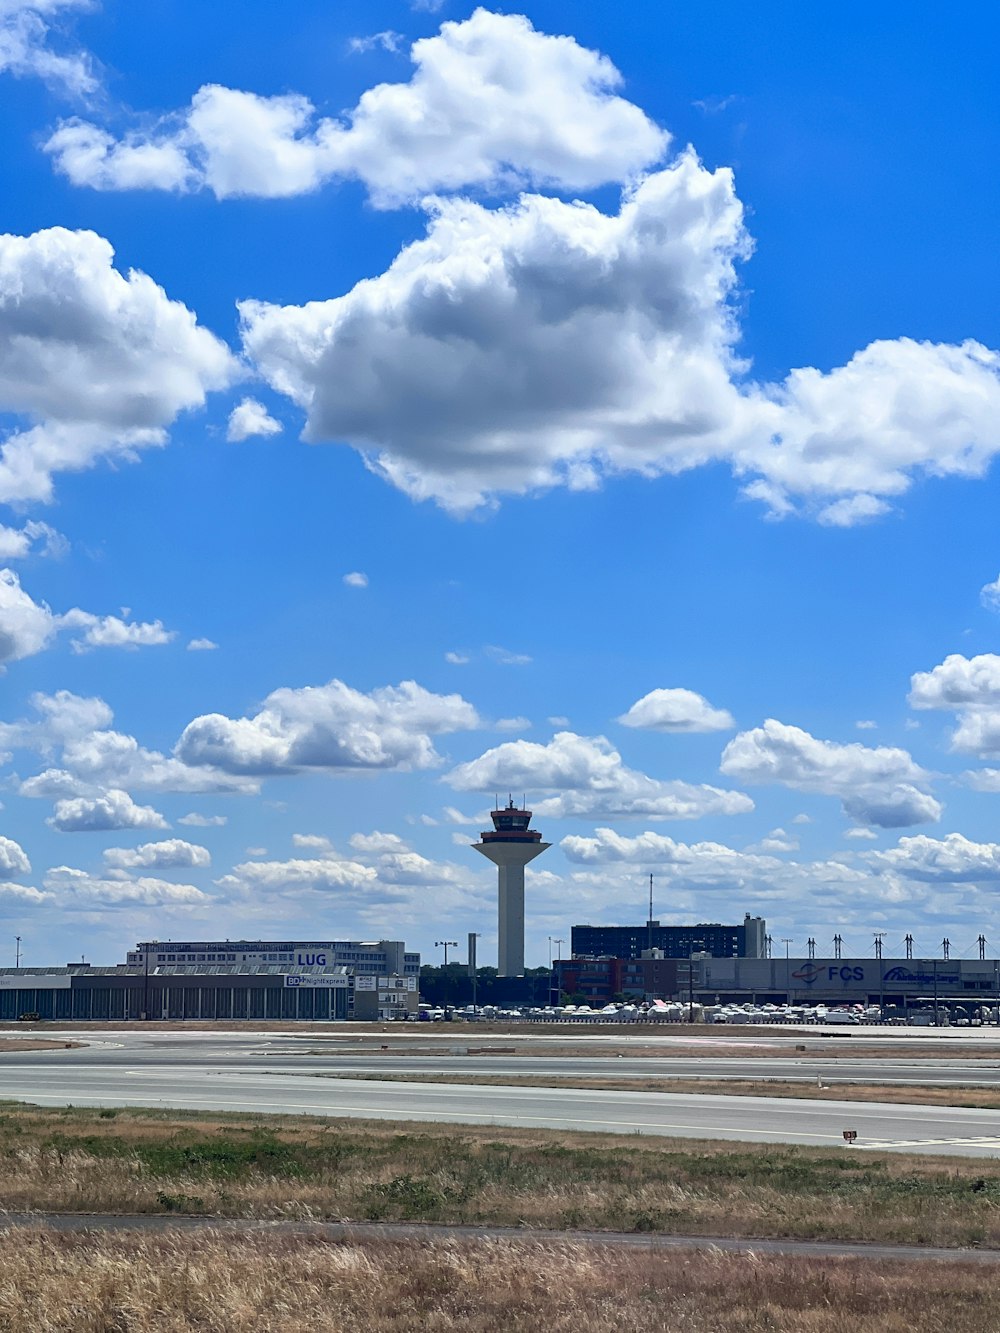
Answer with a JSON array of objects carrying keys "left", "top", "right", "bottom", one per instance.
[{"left": 571, "top": 913, "right": 766, "bottom": 960}]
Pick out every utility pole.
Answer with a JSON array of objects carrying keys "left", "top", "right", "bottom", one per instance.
[
  {"left": 468, "top": 933, "right": 480, "bottom": 1012},
  {"left": 807, "top": 937, "right": 816, "bottom": 960},
  {"left": 552, "top": 938, "right": 564, "bottom": 1005},
  {"left": 435, "top": 940, "right": 457, "bottom": 1011},
  {"left": 833, "top": 934, "right": 843, "bottom": 960},
  {"left": 904, "top": 933, "right": 913, "bottom": 960},
  {"left": 765, "top": 934, "right": 773, "bottom": 959},
  {"left": 874, "top": 932, "right": 886, "bottom": 1018},
  {"left": 979, "top": 934, "right": 987, "bottom": 962},
  {"left": 647, "top": 873, "right": 654, "bottom": 953},
  {"left": 942, "top": 937, "right": 950, "bottom": 961},
  {"left": 14, "top": 936, "right": 20, "bottom": 968}
]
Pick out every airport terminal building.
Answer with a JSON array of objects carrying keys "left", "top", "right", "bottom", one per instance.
[{"left": 0, "top": 937, "right": 421, "bottom": 1023}]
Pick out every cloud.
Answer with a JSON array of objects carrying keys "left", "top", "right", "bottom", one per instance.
[
  {"left": 64, "top": 609, "right": 175, "bottom": 652},
  {"left": 348, "top": 30, "right": 403, "bottom": 54},
  {"left": 0, "top": 227, "right": 236, "bottom": 505},
  {"left": 561, "top": 826, "right": 782, "bottom": 876},
  {"left": 291, "top": 833, "right": 334, "bottom": 853},
  {"left": 484, "top": 645, "right": 532, "bottom": 666},
  {"left": 909, "top": 654, "right": 1000, "bottom": 711},
  {"left": 103, "top": 839, "right": 210, "bottom": 871},
  {"left": 0, "top": 571, "right": 177, "bottom": 665},
  {"left": 226, "top": 397, "right": 281, "bottom": 442},
  {"left": 0, "top": 520, "right": 66, "bottom": 560},
  {"left": 495, "top": 716, "right": 531, "bottom": 732},
  {"left": 981, "top": 575, "right": 1000, "bottom": 612},
  {"left": 0, "top": 0, "right": 96, "bottom": 94},
  {"left": 0, "top": 835, "right": 30, "bottom": 877},
  {"left": 0, "top": 568, "right": 60, "bottom": 664},
  {"left": 814, "top": 494, "right": 891, "bottom": 527},
  {"left": 6, "top": 690, "right": 256, "bottom": 797},
  {"left": 46, "top": 11, "right": 667, "bottom": 203},
  {"left": 0, "top": 881, "right": 49, "bottom": 903},
  {"left": 240, "top": 155, "right": 747, "bottom": 514},
  {"left": 909, "top": 653, "right": 1000, "bottom": 757},
  {"left": 349, "top": 830, "right": 409, "bottom": 854},
  {"left": 869, "top": 833, "right": 1000, "bottom": 883},
  {"left": 447, "top": 730, "right": 753, "bottom": 821},
  {"left": 177, "top": 677, "right": 481, "bottom": 776},
  {"left": 178, "top": 812, "right": 226, "bottom": 827},
  {"left": 618, "top": 687, "right": 734, "bottom": 733},
  {"left": 844, "top": 826, "right": 878, "bottom": 841},
  {"left": 342, "top": 571, "right": 368, "bottom": 588},
  {"left": 855, "top": 720, "right": 878, "bottom": 731},
  {"left": 216, "top": 855, "right": 378, "bottom": 895},
  {"left": 44, "top": 864, "right": 208, "bottom": 905},
  {"left": 187, "top": 637, "right": 217, "bottom": 651},
  {"left": 445, "top": 651, "right": 469, "bottom": 665},
  {"left": 720, "top": 718, "right": 940, "bottom": 828},
  {"left": 47, "top": 788, "right": 169, "bottom": 832}
]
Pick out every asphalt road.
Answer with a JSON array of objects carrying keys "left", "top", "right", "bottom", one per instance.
[{"left": 2, "top": 1030, "right": 1000, "bottom": 1156}]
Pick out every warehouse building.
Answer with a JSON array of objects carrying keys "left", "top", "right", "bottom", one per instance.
[
  {"left": 0, "top": 936, "right": 422, "bottom": 1023},
  {"left": 694, "top": 956, "right": 1000, "bottom": 1008}
]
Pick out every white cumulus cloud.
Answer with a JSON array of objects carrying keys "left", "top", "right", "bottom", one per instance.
[
  {"left": 226, "top": 397, "right": 281, "bottom": 442},
  {"left": 909, "top": 653, "right": 1000, "bottom": 757},
  {"left": 102, "top": 839, "right": 210, "bottom": 871},
  {"left": 447, "top": 730, "right": 753, "bottom": 821},
  {"left": 44, "top": 865, "right": 208, "bottom": 904},
  {"left": 47, "top": 788, "right": 169, "bottom": 832},
  {"left": 343, "top": 571, "right": 368, "bottom": 588},
  {"left": 618, "top": 687, "right": 734, "bottom": 733},
  {"left": 46, "top": 11, "right": 667, "bottom": 204},
  {"left": 0, "top": 835, "right": 30, "bottom": 877},
  {"left": 177, "top": 677, "right": 481, "bottom": 776},
  {"left": 0, "top": 226, "right": 236, "bottom": 505},
  {"left": 720, "top": 718, "right": 940, "bottom": 828}
]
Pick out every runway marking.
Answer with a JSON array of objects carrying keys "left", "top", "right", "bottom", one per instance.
[{"left": 861, "top": 1136, "right": 1000, "bottom": 1150}]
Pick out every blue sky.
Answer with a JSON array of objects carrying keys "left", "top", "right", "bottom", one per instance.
[{"left": 1, "top": 0, "right": 1000, "bottom": 970}]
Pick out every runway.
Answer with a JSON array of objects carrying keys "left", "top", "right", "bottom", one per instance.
[{"left": 2, "top": 1029, "right": 1000, "bottom": 1156}]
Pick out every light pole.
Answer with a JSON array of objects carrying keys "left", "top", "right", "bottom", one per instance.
[
  {"left": 687, "top": 940, "right": 704, "bottom": 1024},
  {"left": 874, "top": 932, "right": 886, "bottom": 1019},
  {"left": 435, "top": 941, "right": 457, "bottom": 1012},
  {"left": 14, "top": 936, "right": 20, "bottom": 968},
  {"left": 552, "top": 938, "right": 564, "bottom": 1006},
  {"left": 468, "top": 933, "right": 480, "bottom": 1013}
]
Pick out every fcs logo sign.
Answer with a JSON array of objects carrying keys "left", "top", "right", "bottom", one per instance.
[{"left": 791, "top": 964, "right": 865, "bottom": 985}]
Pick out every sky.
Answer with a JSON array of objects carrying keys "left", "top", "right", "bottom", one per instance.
[{"left": 1, "top": 0, "right": 999, "bottom": 971}]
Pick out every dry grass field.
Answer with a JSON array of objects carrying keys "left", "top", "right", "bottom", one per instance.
[
  {"left": 0, "top": 1228, "right": 997, "bottom": 1332},
  {"left": 3, "top": 1104, "right": 1000, "bottom": 1247}
]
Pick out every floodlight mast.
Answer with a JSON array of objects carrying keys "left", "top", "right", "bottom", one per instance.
[{"left": 472, "top": 796, "right": 550, "bottom": 976}]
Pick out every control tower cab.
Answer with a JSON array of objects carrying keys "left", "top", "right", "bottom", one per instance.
[{"left": 473, "top": 798, "right": 550, "bottom": 976}]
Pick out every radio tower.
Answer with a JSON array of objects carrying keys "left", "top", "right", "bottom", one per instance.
[{"left": 473, "top": 796, "right": 550, "bottom": 976}]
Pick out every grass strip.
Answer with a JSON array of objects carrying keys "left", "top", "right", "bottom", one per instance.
[
  {"left": 307, "top": 1071, "right": 1000, "bottom": 1107},
  {"left": 6, "top": 1228, "right": 1000, "bottom": 1332},
  {"left": 3, "top": 1103, "right": 1000, "bottom": 1247}
]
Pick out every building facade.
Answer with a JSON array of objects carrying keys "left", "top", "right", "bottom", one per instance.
[
  {"left": 126, "top": 939, "right": 420, "bottom": 977},
  {"left": 695, "top": 956, "right": 1000, "bottom": 1007},
  {"left": 555, "top": 956, "right": 680, "bottom": 1003},
  {"left": 571, "top": 914, "right": 766, "bottom": 960}
]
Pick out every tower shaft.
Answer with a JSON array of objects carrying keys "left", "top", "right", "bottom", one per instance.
[{"left": 472, "top": 798, "right": 549, "bottom": 976}]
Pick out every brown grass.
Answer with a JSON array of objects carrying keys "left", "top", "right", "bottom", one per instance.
[
  {"left": 4, "top": 1105, "right": 1000, "bottom": 1247},
  {"left": 0, "top": 1040, "right": 81, "bottom": 1053},
  {"left": 1, "top": 1228, "right": 999, "bottom": 1332}
]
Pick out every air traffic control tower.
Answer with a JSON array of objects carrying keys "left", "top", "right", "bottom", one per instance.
[{"left": 473, "top": 798, "right": 550, "bottom": 976}]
